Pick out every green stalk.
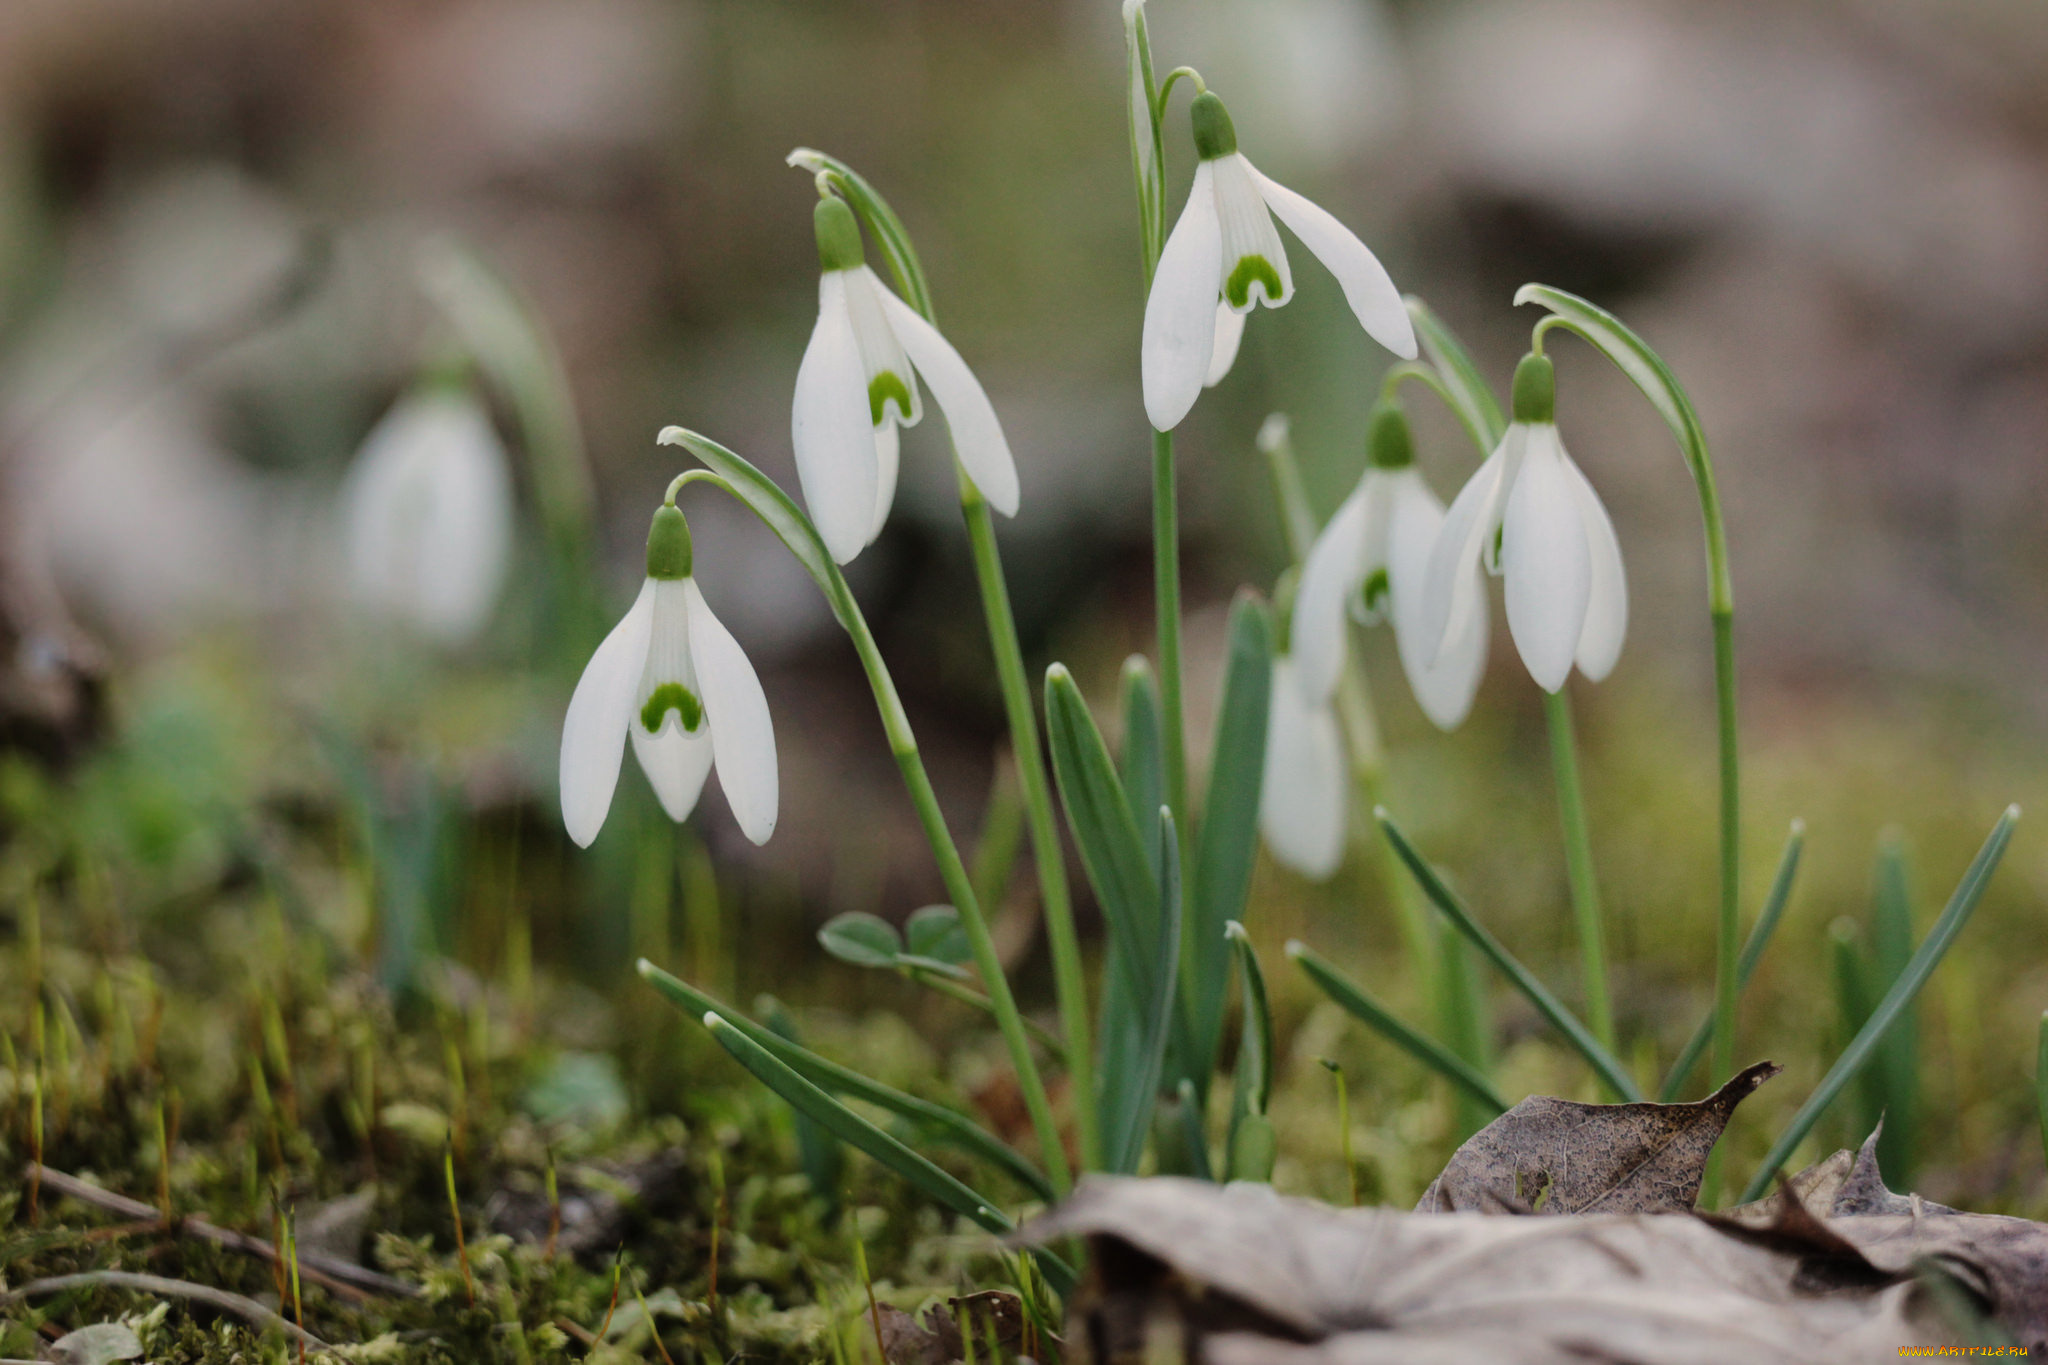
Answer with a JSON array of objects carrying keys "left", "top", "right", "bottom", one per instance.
[
  {"left": 1543, "top": 688, "right": 1615, "bottom": 1063},
  {"left": 800, "top": 148, "right": 1099, "bottom": 1169},
  {"left": 1152, "top": 428, "right": 1190, "bottom": 858},
  {"left": 658, "top": 432, "right": 1070, "bottom": 1195},
  {"left": 1739, "top": 805, "right": 2018, "bottom": 1203}
]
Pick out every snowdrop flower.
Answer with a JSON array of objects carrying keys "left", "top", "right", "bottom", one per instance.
[
  {"left": 1259, "top": 652, "right": 1346, "bottom": 880},
  {"left": 1421, "top": 354, "right": 1627, "bottom": 694},
  {"left": 1141, "top": 90, "right": 1415, "bottom": 431},
  {"left": 1292, "top": 403, "right": 1487, "bottom": 731},
  {"left": 339, "top": 383, "right": 513, "bottom": 645},
  {"left": 559, "top": 502, "right": 777, "bottom": 848},
  {"left": 792, "top": 195, "right": 1019, "bottom": 565}
]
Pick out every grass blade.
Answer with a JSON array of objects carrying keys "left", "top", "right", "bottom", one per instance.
[
  {"left": 1289, "top": 940, "right": 1507, "bottom": 1117},
  {"left": 1376, "top": 809, "right": 1643, "bottom": 1102},
  {"left": 1870, "top": 833, "right": 1918, "bottom": 1186},
  {"left": 1047, "top": 664, "right": 1160, "bottom": 1002},
  {"left": 1740, "top": 805, "right": 2019, "bottom": 1203},
  {"left": 1659, "top": 820, "right": 1806, "bottom": 1100},
  {"left": 1103, "top": 810, "right": 1184, "bottom": 1174},
  {"left": 702, "top": 1014, "right": 1075, "bottom": 1298},
  {"left": 1186, "top": 594, "right": 1274, "bottom": 1085},
  {"left": 1119, "top": 656, "right": 1165, "bottom": 862},
  {"left": 636, "top": 961, "right": 1052, "bottom": 1203}
]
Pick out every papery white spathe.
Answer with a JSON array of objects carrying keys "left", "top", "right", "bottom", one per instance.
[
  {"left": 1258, "top": 655, "right": 1346, "bottom": 880},
  {"left": 1293, "top": 466, "right": 1487, "bottom": 732},
  {"left": 339, "top": 387, "right": 513, "bottom": 645},
  {"left": 559, "top": 530, "right": 777, "bottom": 848},
  {"left": 792, "top": 199, "right": 1019, "bottom": 566},
  {"left": 1141, "top": 91, "right": 1415, "bottom": 431},
  {"left": 1420, "top": 420, "right": 1627, "bottom": 695}
]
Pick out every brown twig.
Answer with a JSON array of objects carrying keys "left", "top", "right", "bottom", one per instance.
[
  {"left": 26, "top": 1163, "right": 417, "bottom": 1300},
  {"left": 1, "top": 1270, "right": 331, "bottom": 1349}
]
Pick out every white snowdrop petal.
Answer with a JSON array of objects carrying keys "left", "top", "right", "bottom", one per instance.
[
  {"left": 1259, "top": 658, "right": 1347, "bottom": 881},
  {"left": 792, "top": 272, "right": 882, "bottom": 565},
  {"left": 1142, "top": 161, "right": 1224, "bottom": 431},
  {"left": 414, "top": 400, "right": 514, "bottom": 644},
  {"left": 846, "top": 267, "right": 922, "bottom": 428},
  {"left": 630, "top": 721, "right": 715, "bottom": 824},
  {"left": 1245, "top": 162, "right": 1416, "bottom": 360},
  {"left": 1211, "top": 154, "right": 1293, "bottom": 311},
  {"left": 1419, "top": 429, "right": 1518, "bottom": 668},
  {"left": 1204, "top": 301, "right": 1246, "bottom": 388},
  {"left": 873, "top": 280, "right": 1020, "bottom": 518},
  {"left": 1291, "top": 485, "right": 1373, "bottom": 706},
  {"left": 1562, "top": 447, "right": 1627, "bottom": 682},
  {"left": 687, "top": 581, "right": 779, "bottom": 845},
  {"left": 1389, "top": 471, "right": 1486, "bottom": 730},
  {"left": 867, "top": 421, "right": 900, "bottom": 548},
  {"left": 559, "top": 580, "right": 656, "bottom": 848},
  {"left": 1502, "top": 427, "right": 1592, "bottom": 693}
]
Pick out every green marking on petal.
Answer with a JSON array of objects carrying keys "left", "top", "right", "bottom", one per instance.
[
  {"left": 868, "top": 371, "right": 914, "bottom": 427},
  {"left": 1225, "top": 256, "right": 1283, "bottom": 310},
  {"left": 641, "top": 683, "right": 704, "bottom": 735},
  {"left": 1361, "top": 569, "right": 1390, "bottom": 618}
]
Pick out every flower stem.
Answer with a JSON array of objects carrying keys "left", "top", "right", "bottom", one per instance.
[
  {"left": 1152, "top": 428, "right": 1191, "bottom": 856},
  {"left": 1543, "top": 687, "right": 1616, "bottom": 1079},
  {"left": 960, "top": 486, "right": 1099, "bottom": 1168}
]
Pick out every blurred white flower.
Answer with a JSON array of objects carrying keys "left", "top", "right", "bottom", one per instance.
[
  {"left": 340, "top": 385, "right": 513, "bottom": 646},
  {"left": 792, "top": 195, "right": 1018, "bottom": 565},
  {"left": 1142, "top": 90, "right": 1414, "bottom": 431},
  {"left": 559, "top": 504, "right": 777, "bottom": 848},
  {"left": 1258, "top": 654, "right": 1346, "bottom": 880},
  {"left": 1293, "top": 404, "right": 1487, "bottom": 732},
  {"left": 1420, "top": 355, "right": 1627, "bottom": 694}
]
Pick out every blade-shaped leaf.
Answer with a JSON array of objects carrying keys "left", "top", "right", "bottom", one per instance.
[
  {"left": 760, "top": 996, "right": 845, "bottom": 1208},
  {"left": 1047, "top": 664, "right": 1160, "bottom": 997},
  {"left": 1870, "top": 834, "right": 1918, "bottom": 1187},
  {"left": 1103, "top": 810, "right": 1184, "bottom": 1175},
  {"left": 1741, "top": 805, "right": 2019, "bottom": 1202},
  {"left": 1377, "top": 810, "right": 1643, "bottom": 1102},
  {"left": 702, "top": 1013, "right": 1076, "bottom": 1298},
  {"left": 636, "top": 961, "right": 1052, "bottom": 1203},
  {"left": 1289, "top": 940, "right": 1507, "bottom": 1118},
  {"left": 818, "top": 912, "right": 904, "bottom": 968},
  {"left": 1186, "top": 594, "right": 1273, "bottom": 1085},
  {"left": 1224, "top": 922, "right": 1277, "bottom": 1182},
  {"left": 1119, "top": 655, "right": 1165, "bottom": 863},
  {"left": 1405, "top": 296, "right": 1506, "bottom": 452},
  {"left": 1660, "top": 820, "right": 1805, "bottom": 1101}
]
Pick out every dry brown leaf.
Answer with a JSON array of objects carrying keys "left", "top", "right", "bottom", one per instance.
[
  {"left": 871, "top": 1290, "right": 1033, "bottom": 1365},
  {"left": 1415, "top": 1061, "right": 1781, "bottom": 1214}
]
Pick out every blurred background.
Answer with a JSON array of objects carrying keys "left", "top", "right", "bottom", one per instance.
[{"left": 4, "top": 0, "right": 2048, "bottom": 1220}]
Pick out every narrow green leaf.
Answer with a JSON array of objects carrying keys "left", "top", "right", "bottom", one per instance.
[
  {"left": 1870, "top": 834, "right": 1918, "bottom": 1187},
  {"left": 1046, "top": 664, "right": 1160, "bottom": 993},
  {"left": 1404, "top": 296, "right": 1506, "bottom": 450},
  {"left": 1103, "top": 810, "right": 1184, "bottom": 1174},
  {"left": 818, "top": 912, "right": 904, "bottom": 968},
  {"left": 1829, "top": 919, "right": 1882, "bottom": 1141},
  {"left": 1119, "top": 655, "right": 1165, "bottom": 860},
  {"left": 1377, "top": 809, "right": 1643, "bottom": 1102},
  {"left": 905, "top": 905, "right": 970, "bottom": 967},
  {"left": 1223, "top": 922, "right": 1277, "bottom": 1181},
  {"left": 1173, "top": 1076, "right": 1213, "bottom": 1180},
  {"left": 703, "top": 1013, "right": 1074, "bottom": 1297},
  {"left": 1512, "top": 284, "right": 1706, "bottom": 476},
  {"left": 1187, "top": 594, "right": 1273, "bottom": 1084},
  {"left": 1289, "top": 940, "right": 1507, "bottom": 1118},
  {"left": 1741, "top": 805, "right": 2019, "bottom": 1203},
  {"left": 636, "top": 961, "right": 1052, "bottom": 1203},
  {"left": 1659, "top": 820, "right": 1806, "bottom": 1101},
  {"left": 760, "top": 996, "right": 844, "bottom": 1208},
  {"left": 1434, "top": 921, "right": 1494, "bottom": 1140},
  {"left": 968, "top": 768, "right": 1026, "bottom": 918}
]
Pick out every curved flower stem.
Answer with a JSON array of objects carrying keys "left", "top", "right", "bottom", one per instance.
[
  {"left": 662, "top": 454, "right": 1071, "bottom": 1195},
  {"left": 790, "top": 148, "right": 1097, "bottom": 1170},
  {"left": 1543, "top": 688, "right": 1616, "bottom": 1068}
]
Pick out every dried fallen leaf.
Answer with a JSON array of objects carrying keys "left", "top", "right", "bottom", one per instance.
[
  {"left": 871, "top": 1290, "right": 1033, "bottom": 1365},
  {"left": 1415, "top": 1061, "right": 1780, "bottom": 1214},
  {"left": 49, "top": 1322, "right": 143, "bottom": 1365}
]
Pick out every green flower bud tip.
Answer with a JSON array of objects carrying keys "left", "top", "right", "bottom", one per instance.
[
  {"left": 1366, "top": 403, "right": 1414, "bottom": 470},
  {"left": 814, "top": 196, "right": 864, "bottom": 273},
  {"left": 1190, "top": 91, "right": 1237, "bottom": 160},
  {"left": 1512, "top": 352, "right": 1556, "bottom": 425},
  {"left": 645, "top": 504, "right": 693, "bottom": 580}
]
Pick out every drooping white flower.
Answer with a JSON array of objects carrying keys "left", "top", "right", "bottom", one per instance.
[
  {"left": 1259, "top": 654, "right": 1346, "bottom": 880},
  {"left": 792, "top": 196, "right": 1019, "bottom": 565},
  {"left": 1292, "top": 404, "right": 1487, "bottom": 731},
  {"left": 339, "top": 384, "right": 513, "bottom": 645},
  {"left": 1419, "top": 354, "right": 1627, "bottom": 694},
  {"left": 1142, "top": 90, "right": 1416, "bottom": 431},
  {"left": 559, "top": 503, "right": 777, "bottom": 848}
]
